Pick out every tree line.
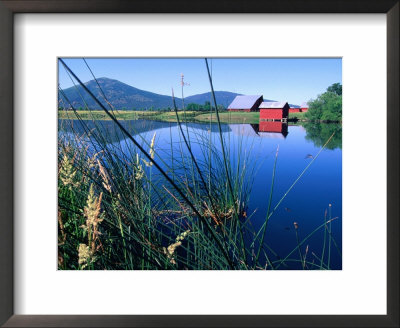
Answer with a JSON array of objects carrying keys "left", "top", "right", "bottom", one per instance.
[
  {"left": 59, "top": 101, "right": 225, "bottom": 112},
  {"left": 305, "top": 83, "right": 342, "bottom": 122}
]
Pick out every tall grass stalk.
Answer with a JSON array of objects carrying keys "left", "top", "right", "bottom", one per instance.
[
  {"left": 205, "top": 58, "right": 247, "bottom": 265},
  {"left": 253, "top": 145, "right": 279, "bottom": 269}
]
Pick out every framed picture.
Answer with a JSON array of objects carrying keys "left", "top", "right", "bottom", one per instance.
[{"left": 1, "top": 0, "right": 398, "bottom": 327}]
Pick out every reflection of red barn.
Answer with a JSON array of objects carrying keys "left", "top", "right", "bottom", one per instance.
[
  {"left": 227, "top": 95, "right": 263, "bottom": 112},
  {"left": 300, "top": 102, "right": 309, "bottom": 112},
  {"left": 259, "top": 121, "right": 286, "bottom": 133},
  {"left": 289, "top": 105, "right": 301, "bottom": 113},
  {"left": 259, "top": 101, "right": 289, "bottom": 121},
  {"left": 251, "top": 122, "right": 288, "bottom": 138}
]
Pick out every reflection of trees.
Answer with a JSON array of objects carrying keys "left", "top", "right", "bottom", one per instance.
[
  {"left": 58, "top": 119, "right": 171, "bottom": 143},
  {"left": 58, "top": 119, "right": 231, "bottom": 144},
  {"left": 302, "top": 123, "right": 342, "bottom": 150}
]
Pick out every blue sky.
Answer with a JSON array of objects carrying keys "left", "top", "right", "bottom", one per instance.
[{"left": 58, "top": 58, "right": 341, "bottom": 105}]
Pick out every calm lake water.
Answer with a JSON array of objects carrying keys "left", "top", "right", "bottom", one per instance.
[{"left": 59, "top": 119, "right": 342, "bottom": 269}]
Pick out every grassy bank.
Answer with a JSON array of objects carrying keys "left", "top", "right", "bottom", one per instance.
[
  {"left": 59, "top": 110, "right": 309, "bottom": 124},
  {"left": 289, "top": 112, "right": 307, "bottom": 120},
  {"left": 195, "top": 111, "right": 261, "bottom": 124},
  {"left": 59, "top": 110, "right": 202, "bottom": 122}
]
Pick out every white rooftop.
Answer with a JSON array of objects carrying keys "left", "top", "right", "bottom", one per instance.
[
  {"left": 259, "top": 101, "right": 288, "bottom": 109},
  {"left": 228, "top": 95, "right": 263, "bottom": 109}
]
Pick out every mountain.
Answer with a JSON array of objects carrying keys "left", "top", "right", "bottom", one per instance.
[
  {"left": 60, "top": 78, "right": 179, "bottom": 110},
  {"left": 59, "top": 77, "right": 293, "bottom": 110},
  {"left": 185, "top": 91, "right": 241, "bottom": 108},
  {"left": 60, "top": 78, "right": 244, "bottom": 110}
]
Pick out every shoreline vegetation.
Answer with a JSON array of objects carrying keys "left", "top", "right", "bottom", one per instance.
[{"left": 58, "top": 110, "right": 340, "bottom": 124}]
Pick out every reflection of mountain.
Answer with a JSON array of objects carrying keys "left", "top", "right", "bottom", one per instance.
[
  {"left": 59, "top": 119, "right": 174, "bottom": 143},
  {"left": 58, "top": 119, "right": 231, "bottom": 144},
  {"left": 179, "top": 122, "right": 231, "bottom": 133},
  {"left": 302, "top": 123, "right": 342, "bottom": 150}
]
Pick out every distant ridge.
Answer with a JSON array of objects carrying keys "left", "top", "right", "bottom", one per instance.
[
  {"left": 60, "top": 78, "right": 242, "bottom": 110},
  {"left": 185, "top": 91, "right": 242, "bottom": 108},
  {"left": 59, "top": 77, "right": 300, "bottom": 110},
  {"left": 60, "top": 78, "right": 179, "bottom": 110}
]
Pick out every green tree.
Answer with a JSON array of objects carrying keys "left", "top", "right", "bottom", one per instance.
[
  {"left": 187, "top": 103, "right": 200, "bottom": 111},
  {"left": 204, "top": 101, "right": 211, "bottom": 111},
  {"left": 327, "top": 83, "right": 342, "bottom": 96},
  {"left": 305, "top": 83, "right": 342, "bottom": 121}
]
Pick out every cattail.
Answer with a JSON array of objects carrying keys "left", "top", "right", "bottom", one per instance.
[
  {"left": 87, "top": 150, "right": 103, "bottom": 169},
  {"left": 142, "top": 132, "right": 156, "bottom": 167},
  {"left": 59, "top": 153, "right": 78, "bottom": 188},
  {"left": 84, "top": 184, "right": 103, "bottom": 254},
  {"left": 97, "top": 159, "right": 112, "bottom": 192},
  {"left": 175, "top": 230, "right": 190, "bottom": 242},
  {"left": 164, "top": 230, "right": 190, "bottom": 265},
  {"left": 78, "top": 243, "right": 91, "bottom": 269},
  {"left": 134, "top": 153, "right": 144, "bottom": 180},
  {"left": 303, "top": 244, "right": 309, "bottom": 268},
  {"left": 149, "top": 132, "right": 156, "bottom": 159},
  {"left": 167, "top": 241, "right": 182, "bottom": 256},
  {"left": 165, "top": 241, "right": 181, "bottom": 265}
]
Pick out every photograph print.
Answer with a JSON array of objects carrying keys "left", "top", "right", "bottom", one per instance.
[{"left": 58, "top": 58, "right": 342, "bottom": 270}]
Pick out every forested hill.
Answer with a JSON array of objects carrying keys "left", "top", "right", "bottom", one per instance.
[{"left": 59, "top": 78, "right": 242, "bottom": 110}]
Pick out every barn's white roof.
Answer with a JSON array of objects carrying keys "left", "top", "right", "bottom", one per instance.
[
  {"left": 227, "top": 95, "right": 263, "bottom": 109},
  {"left": 259, "top": 101, "right": 288, "bottom": 109}
]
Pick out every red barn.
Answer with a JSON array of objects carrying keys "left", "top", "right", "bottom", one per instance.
[
  {"left": 227, "top": 95, "right": 263, "bottom": 112},
  {"left": 289, "top": 105, "right": 301, "bottom": 113},
  {"left": 300, "top": 102, "right": 309, "bottom": 112},
  {"left": 259, "top": 101, "right": 289, "bottom": 121}
]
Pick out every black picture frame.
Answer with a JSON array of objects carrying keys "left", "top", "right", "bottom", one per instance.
[{"left": 0, "top": 1, "right": 398, "bottom": 327}]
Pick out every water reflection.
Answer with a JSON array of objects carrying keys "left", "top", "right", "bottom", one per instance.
[
  {"left": 58, "top": 119, "right": 232, "bottom": 144},
  {"left": 251, "top": 121, "right": 289, "bottom": 139},
  {"left": 59, "top": 119, "right": 341, "bottom": 150},
  {"left": 302, "top": 122, "right": 342, "bottom": 150},
  {"left": 58, "top": 118, "right": 342, "bottom": 269}
]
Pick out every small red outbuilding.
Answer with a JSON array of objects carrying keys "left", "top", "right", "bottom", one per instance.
[
  {"left": 259, "top": 101, "right": 289, "bottom": 121},
  {"left": 300, "top": 102, "right": 309, "bottom": 112},
  {"left": 289, "top": 105, "right": 301, "bottom": 113}
]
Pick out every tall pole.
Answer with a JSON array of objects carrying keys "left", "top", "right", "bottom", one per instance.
[{"left": 181, "top": 73, "right": 185, "bottom": 110}]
